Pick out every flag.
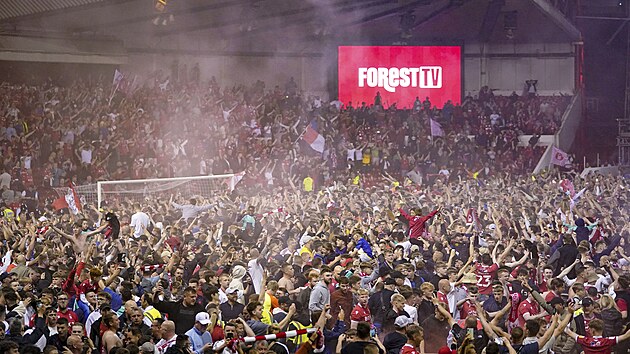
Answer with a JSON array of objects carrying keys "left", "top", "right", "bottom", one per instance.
[
  {"left": 113, "top": 69, "right": 124, "bottom": 87},
  {"left": 559, "top": 179, "right": 575, "bottom": 198},
  {"left": 303, "top": 121, "right": 325, "bottom": 153},
  {"left": 466, "top": 208, "right": 481, "bottom": 231},
  {"left": 225, "top": 171, "right": 245, "bottom": 191},
  {"left": 550, "top": 146, "right": 570, "bottom": 167},
  {"left": 159, "top": 79, "right": 169, "bottom": 92},
  {"left": 53, "top": 183, "right": 82, "bottom": 214},
  {"left": 430, "top": 119, "right": 444, "bottom": 137}
]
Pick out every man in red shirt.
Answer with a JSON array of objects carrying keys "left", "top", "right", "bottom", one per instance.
[
  {"left": 566, "top": 318, "right": 630, "bottom": 354},
  {"left": 350, "top": 288, "right": 372, "bottom": 328},
  {"left": 400, "top": 325, "right": 424, "bottom": 354},
  {"left": 475, "top": 253, "right": 499, "bottom": 296},
  {"left": 57, "top": 294, "right": 79, "bottom": 324},
  {"left": 517, "top": 290, "right": 545, "bottom": 329},
  {"left": 398, "top": 205, "right": 440, "bottom": 241}
]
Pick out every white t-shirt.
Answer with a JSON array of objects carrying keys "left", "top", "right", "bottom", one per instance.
[
  {"left": 248, "top": 259, "right": 264, "bottom": 294},
  {"left": 81, "top": 149, "right": 93, "bottom": 164},
  {"left": 130, "top": 212, "right": 151, "bottom": 238}
]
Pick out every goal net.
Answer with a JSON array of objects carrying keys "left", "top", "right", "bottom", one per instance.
[{"left": 55, "top": 174, "right": 238, "bottom": 208}]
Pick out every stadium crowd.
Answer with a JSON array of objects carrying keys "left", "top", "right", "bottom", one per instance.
[
  {"left": 0, "top": 76, "right": 570, "bottom": 204},
  {"left": 0, "top": 75, "right": 620, "bottom": 354}
]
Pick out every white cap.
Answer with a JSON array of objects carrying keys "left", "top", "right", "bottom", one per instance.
[
  {"left": 195, "top": 312, "right": 211, "bottom": 325},
  {"left": 394, "top": 316, "right": 412, "bottom": 328}
]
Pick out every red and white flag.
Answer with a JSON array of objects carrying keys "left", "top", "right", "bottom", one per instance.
[
  {"left": 550, "top": 146, "right": 570, "bottom": 167},
  {"left": 430, "top": 119, "right": 444, "bottom": 137},
  {"left": 559, "top": 179, "right": 575, "bottom": 198},
  {"left": 303, "top": 121, "right": 325, "bottom": 153},
  {"left": 52, "top": 183, "right": 82, "bottom": 215},
  {"left": 225, "top": 171, "right": 245, "bottom": 191}
]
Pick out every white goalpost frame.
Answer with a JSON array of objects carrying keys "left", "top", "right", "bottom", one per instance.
[{"left": 96, "top": 173, "right": 236, "bottom": 208}]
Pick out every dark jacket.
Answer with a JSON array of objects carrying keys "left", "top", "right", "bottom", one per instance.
[
  {"left": 154, "top": 300, "right": 206, "bottom": 335},
  {"left": 550, "top": 244, "right": 578, "bottom": 278}
]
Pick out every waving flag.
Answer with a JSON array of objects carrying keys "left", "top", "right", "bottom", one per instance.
[
  {"left": 560, "top": 179, "right": 576, "bottom": 198},
  {"left": 550, "top": 146, "right": 570, "bottom": 167},
  {"left": 112, "top": 69, "right": 124, "bottom": 87},
  {"left": 430, "top": 119, "right": 444, "bottom": 137},
  {"left": 52, "top": 183, "right": 82, "bottom": 214},
  {"left": 225, "top": 171, "right": 245, "bottom": 191},
  {"left": 303, "top": 120, "right": 325, "bottom": 153}
]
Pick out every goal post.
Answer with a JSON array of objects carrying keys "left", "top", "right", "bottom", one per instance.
[
  {"left": 53, "top": 174, "right": 237, "bottom": 209},
  {"left": 95, "top": 173, "right": 236, "bottom": 208}
]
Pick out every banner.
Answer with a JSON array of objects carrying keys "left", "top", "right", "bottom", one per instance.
[{"left": 338, "top": 46, "right": 462, "bottom": 109}]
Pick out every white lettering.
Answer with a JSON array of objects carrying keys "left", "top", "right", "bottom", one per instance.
[
  {"left": 358, "top": 68, "right": 368, "bottom": 87},
  {"left": 399, "top": 68, "right": 410, "bottom": 87},
  {"left": 357, "top": 66, "right": 443, "bottom": 91}
]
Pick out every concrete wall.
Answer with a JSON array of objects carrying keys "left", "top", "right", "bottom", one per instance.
[
  {"left": 120, "top": 39, "right": 576, "bottom": 100},
  {"left": 464, "top": 42, "right": 575, "bottom": 97}
]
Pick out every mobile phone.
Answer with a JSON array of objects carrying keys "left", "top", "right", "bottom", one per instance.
[
  {"left": 467, "top": 328, "right": 474, "bottom": 337},
  {"left": 117, "top": 253, "right": 127, "bottom": 263},
  {"left": 370, "top": 328, "right": 376, "bottom": 337}
]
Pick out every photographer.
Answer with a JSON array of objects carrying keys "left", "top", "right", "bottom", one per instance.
[{"left": 339, "top": 322, "right": 384, "bottom": 354}]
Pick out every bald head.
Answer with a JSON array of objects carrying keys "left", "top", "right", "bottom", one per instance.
[
  {"left": 125, "top": 300, "right": 138, "bottom": 311},
  {"left": 438, "top": 279, "right": 451, "bottom": 293},
  {"left": 68, "top": 335, "right": 82, "bottom": 347},
  {"left": 161, "top": 320, "right": 175, "bottom": 335},
  {"left": 67, "top": 335, "right": 84, "bottom": 353}
]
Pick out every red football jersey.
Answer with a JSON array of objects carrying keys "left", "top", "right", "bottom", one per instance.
[
  {"left": 576, "top": 336, "right": 617, "bottom": 354},
  {"left": 475, "top": 263, "right": 499, "bottom": 295},
  {"left": 350, "top": 303, "right": 372, "bottom": 324}
]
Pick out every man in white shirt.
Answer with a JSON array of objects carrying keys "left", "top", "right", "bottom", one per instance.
[
  {"left": 0, "top": 169, "right": 10, "bottom": 189},
  {"left": 130, "top": 203, "right": 151, "bottom": 239},
  {"left": 155, "top": 320, "right": 177, "bottom": 354}
]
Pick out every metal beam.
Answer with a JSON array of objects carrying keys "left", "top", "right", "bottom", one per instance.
[
  {"left": 606, "top": 19, "right": 628, "bottom": 45},
  {"left": 159, "top": 0, "right": 390, "bottom": 37},
  {"left": 575, "top": 15, "right": 630, "bottom": 20},
  {"left": 337, "top": 0, "right": 431, "bottom": 28},
  {"left": 530, "top": 0, "right": 581, "bottom": 40},
  {"left": 224, "top": 0, "right": 391, "bottom": 40},
  {"left": 478, "top": 0, "right": 505, "bottom": 42},
  {"left": 411, "top": 0, "right": 454, "bottom": 30},
  {"left": 2, "top": 0, "right": 135, "bottom": 23},
  {"left": 75, "top": 0, "right": 249, "bottom": 32}
]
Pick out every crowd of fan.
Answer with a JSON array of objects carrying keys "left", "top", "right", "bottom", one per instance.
[
  {"left": 0, "top": 148, "right": 627, "bottom": 354},
  {"left": 0, "top": 75, "right": 601, "bottom": 354},
  {"left": 0, "top": 77, "right": 570, "bottom": 208}
]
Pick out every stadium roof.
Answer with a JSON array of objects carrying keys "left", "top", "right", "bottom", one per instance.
[{"left": 0, "top": 0, "right": 581, "bottom": 55}]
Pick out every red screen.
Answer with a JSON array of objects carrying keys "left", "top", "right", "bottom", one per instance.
[{"left": 338, "top": 46, "right": 461, "bottom": 109}]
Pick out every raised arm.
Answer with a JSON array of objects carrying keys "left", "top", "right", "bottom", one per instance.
[
  {"left": 432, "top": 294, "right": 455, "bottom": 327},
  {"left": 537, "top": 314, "right": 559, "bottom": 348}
]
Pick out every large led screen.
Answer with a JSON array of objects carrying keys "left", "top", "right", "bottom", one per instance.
[{"left": 338, "top": 46, "right": 462, "bottom": 109}]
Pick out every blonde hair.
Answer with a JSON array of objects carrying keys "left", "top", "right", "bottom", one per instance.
[
  {"left": 600, "top": 294, "right": 616, "bottom": 309},
  {"left": 390, "top": 293, "right": 405, "bottom": 303},
  {"left": 420, "top": 282, "right": 435, "bottom": 293}
]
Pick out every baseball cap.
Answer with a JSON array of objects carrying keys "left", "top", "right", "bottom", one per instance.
[
  {"left": 226, "top": 287, "right": 238, "bottom": 295},
  {"left": 140, "top": 343, "right": 155, "bottom": 353},
  {"left": 582, "top": 298, "right": 594, "bottom": 307},
  {"left": 384, "top": 278, "right": 397, "bottom": 285},
  {"left": 390, "top": 271, "right": 404, "bottom": 279},
  {"left": 549, "top": 297, "right": 565, "bottom": 306},
  {"left": 195, "top": 312, "right": 211, "bottom": 325},
  {"left": 394, "top": 316, "right": 411, "bottom": 328}
]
